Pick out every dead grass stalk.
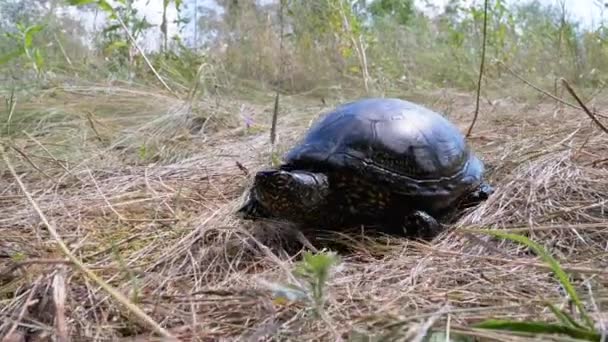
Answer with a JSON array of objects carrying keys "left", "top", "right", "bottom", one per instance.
[{"left": 1, "top": 84, "right": 607, "bottom": 341}]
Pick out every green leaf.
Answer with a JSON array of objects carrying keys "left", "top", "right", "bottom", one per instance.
[
  {"left": 102, "top": 24, "right": 121, "bottom": 34},
  {"left": 24, "top": 25, "right": 44, "bottom": 48},
  {"left": 0, "top": 48, "right": 25, "bottom": 65},
  {"left": 105, "top": 40, "right": 128, "bottom": 53},
  {"left": 469, "top": 230, "right": 595, "bottom": 329},
  {"left": 33, "top": 48, "right": 44, "bottom": 71},
  {"left": 65, "top": 0, "right": 96, "bottom": 5},
  {"left": 474, "top": 319, "right": 601, "bottom": 341},
  {"left": 97, "top": 0, "right": 115, "bottom": 14},
  {"left": 4, "top": 32, "right": 20, "bottom": 41}
]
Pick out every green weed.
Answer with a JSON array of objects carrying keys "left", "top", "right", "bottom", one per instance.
[{"left": 467, "top": 230, "right": 602, "bottom": 341}]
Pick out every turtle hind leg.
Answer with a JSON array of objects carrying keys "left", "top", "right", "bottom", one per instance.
[{"left": 402, "top": 210, "right": 444, "bottom": 240}]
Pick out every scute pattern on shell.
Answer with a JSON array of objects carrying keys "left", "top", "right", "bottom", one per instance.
[
  {"left": 240, "top": 97, "right": 491, "bottom": 235},
  {"left": 284, "top": 98, "right": 473, "bottom": 183}
]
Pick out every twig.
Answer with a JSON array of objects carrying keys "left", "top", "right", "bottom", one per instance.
[
  {"left": 114, "top": 13, "right": 177, "bottom": 98},
  {"left": 53, "top": 32, "right": 73, "bottom": 67},
  {"left": 85, "top": 111, "right": 105, "bottom": 143},
  {"left": 5, "top": 88, "right": 16, "bottom": 136},
  {"left": 498, "top": 61, "right": 608, "bottom": 119},
  {"left": 336, "top": 0, "right": 370, "bottom": 94},
  {"left": 269, "top": 0, "right": 285, "bottom": 160},
  {"left": 4, "top": 275, "right": 42, "bottom": 339},
  {"left": 583, "top": 277, "right": 607, "bottom": 341},
  {"left": 0, "top": 148, "right": 177, "bottom": 340},
  {"left": 560, "top": 78, "right": 608, "bottom": 134},
  {"left": 86, "top": 168, "right": 127, "bottom": 221},
  {"left": 270, "top": 92, "right": 279, "bottom": 148},
  {"left": 235, "top": 161, "right": 249, "bottom": 176},
  {"left": 10, "top": 145, "right": 55, "bottom": 182},
  {"left": 466, "top": 0, "right": 489, "bottom": 137},
  {"left": 499, "top": 61, "right": 571, "bottom": 105},
  {"left": 53, "top": 267, "right": 68, "bottom": 342},
  {"left": 23, "top": 131, "right": 73, "bottom": 176},
  {"left": 412, "top": 304, "right": 450, "bottom": 342}
]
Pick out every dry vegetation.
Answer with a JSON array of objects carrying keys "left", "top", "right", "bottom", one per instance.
[
  {"left": 1, "top": 78, "right": 607, "bottom": 341},
  {"left": 2, "top": 0, "right": 608, "bottom": 341}
]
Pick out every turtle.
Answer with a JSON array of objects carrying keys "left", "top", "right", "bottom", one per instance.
[{"left": 237, "top": 97, "right": 493, "bottom": 239}]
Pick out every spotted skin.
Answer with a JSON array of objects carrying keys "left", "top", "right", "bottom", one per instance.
[
  {"left": 238, "top": 168, "right": 470, "bottom": 238},
  {"left": 238, "top": 169, "right": 330, "bottom": 224}
]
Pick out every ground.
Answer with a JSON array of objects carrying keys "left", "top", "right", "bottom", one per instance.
[{"left": 0, "top": 82, "right": 607, "bottom": 341}]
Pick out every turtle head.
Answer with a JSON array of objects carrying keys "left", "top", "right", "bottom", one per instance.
[{"left": 237, "top": 169, "right": 330, "bottom": 222}]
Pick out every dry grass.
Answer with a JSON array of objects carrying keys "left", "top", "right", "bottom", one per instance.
[{"left": 0, "top": 83, "right": 607, "bottom": 341}]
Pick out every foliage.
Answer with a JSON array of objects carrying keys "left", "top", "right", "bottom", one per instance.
[
  {"left": 1, "top": 0, "right": 608, "bottom": 99},
  {"left": 468, "top": 230, "right": 602, "bottom": 341},
  {"left": 1, "top": 1, "right": 608, "bottom": 340},
  {"left": 261, "top": 250, "right": 341, "bottom": 318},
  {"left": 67, "top": 0, "right": 154, "bottom": 76},
  {"left": 368, "top": 0, "right": 415, "bottom": 26},
  {"left": 0, "top": 0, "right": 608, "bottom": 96},
  {"left": 0, "top": 23, "right": 45, "bottom": 76},
  {"left": 292, "top": 250, "right": 341, "bottom": 313}
]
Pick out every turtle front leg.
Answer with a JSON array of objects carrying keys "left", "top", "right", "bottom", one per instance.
[{"left": 402, "top": 210, "right": 444, "bottom": 240}]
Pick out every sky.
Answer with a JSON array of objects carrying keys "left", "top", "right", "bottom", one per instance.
[
  {"left": 414, "top": 0, "right": 604, "bottom": 25},
  {"left": 71, "top": 0, "right": 606, "bottom": 51}
]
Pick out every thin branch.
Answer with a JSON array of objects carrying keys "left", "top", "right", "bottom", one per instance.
[
  {"left": 500, "top": 61, "right": 577, "bottom": 107},
  {"left": 114, "top": 14, "right": 177, "bottom": 98},
  {"left": 0, "top": 147, "right": 177, "bottom": 341},
  {"left": 11, "top": 145, "right": 55, "bottom": 182},
  {"left": 5, "top": 88, "right": 16, "bottom": 136},
  {"left": 498, "top": 61, "right": 608, "bottom": 119},
  {"left": 53, "top": 267, "right": 69, "bottom": 342},
  {"left": 53, "top": 32, "right": 73, "bottom": 67},
  {"left": 270, "top": 0, "right": 285, "bottom": 161},
  {"left": 23, "top": 130, "right": 73, "bottom": 176},
  {"left": 466, "top": 0, "right": 489, "bottom": 137},
  {"left": 270, "top": 92, "right": 279, "bottom": 148},
  {"left": 4, "top": 275, "right": 43, "bottom": 339},
  {"left": 85, "top": 111, "right": 105, "bottom": 143},
  {"left": 560, "top": 78, "right": 608, "bottom": 134},
  {"left": 337, "top": 0, "right": 370, "bottom": 94}
]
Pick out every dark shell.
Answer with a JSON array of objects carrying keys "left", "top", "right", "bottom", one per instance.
[{"left": 282, "top": 98, "right": 484, "bottom": 199}]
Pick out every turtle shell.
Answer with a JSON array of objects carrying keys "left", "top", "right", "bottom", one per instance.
[{"left": 282, "top": 98, "right": 484, "bottom": 199}]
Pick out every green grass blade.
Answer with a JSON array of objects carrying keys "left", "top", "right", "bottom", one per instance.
[
  {"left": 546, "top": 302, "right": 586, "bottom": 330},
  {"left": 468, "top": 230, "right": 595, "bottom": 329},
  {"left": 474, "top": 319, "right": 601, "bottom": 341}
]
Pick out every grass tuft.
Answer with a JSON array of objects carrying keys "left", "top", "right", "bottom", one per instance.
[{"left": 1, "top": 83, "right": 607, "bottom": 341}]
